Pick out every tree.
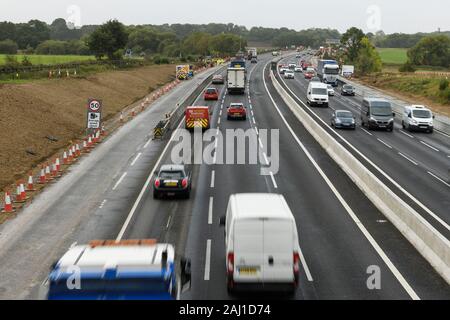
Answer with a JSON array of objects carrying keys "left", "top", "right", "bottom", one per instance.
[
  {"left": 182, "top": 32, "right": 212, "bottom": 56},
  {"left": 210, "top": 34, "right": 244, "bottom": 56},
  {"left": 50, "top": 18, "right": 81, "bottom": 41},
  {"left": 35, "top": 40, "right": 67, "bottom": 55},
  {"left": 407, "top": 35, "right": 450, "bottom": 68},
  {"left": 0, "top": 39, "right": 18, "bottom": 54},
  {"left": 127, "top": 28, "right": 160, "bottom": 53},
  {"left": 355, "top": 37, "right": 382, "bottom": 75},
  {"left": 87, "top": 20, "right": 128, "bottom": 60},
  {"left": 341, "top": 27, "right": 365, "bottom": 62},
  {"left": 15, "top": 20, "right": 50, "bottom": 49}
]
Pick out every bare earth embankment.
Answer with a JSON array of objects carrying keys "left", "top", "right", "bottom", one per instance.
[{"left": 0, "top": 64, "right": 176, "bottom": 190}]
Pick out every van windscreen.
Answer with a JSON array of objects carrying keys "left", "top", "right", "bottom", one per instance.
[
  {"left": 413, "top": 110, "right": 431, "bottom": 118},
  {"left": 312, "top": 88, "right": 327, "bottom": 95}
]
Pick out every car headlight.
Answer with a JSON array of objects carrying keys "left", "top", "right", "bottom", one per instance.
[
  {"left": 411, "top": 119, "right": 418, "bottom": 124},
  {"left": 369, "top": 117, "right": 377, "bottom": 122},
  {"left": 335, "top": 118, "right": 342, "bottom": 124},
  {"left": 389, "top": 118, "right": 394, "bottom": 123}
]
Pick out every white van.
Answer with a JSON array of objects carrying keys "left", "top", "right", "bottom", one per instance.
[
  {"left": 219, "top": 193, "right": 301, "bottom": 293},
  {"left": 307, "top": 82, "right": 329, "bottom": 107},
  {"left": 402, "top": 105, "right": 434, "bottom": 133}
]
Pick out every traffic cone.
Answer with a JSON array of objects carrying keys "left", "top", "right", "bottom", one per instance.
[
  {"left": 13, "top": 183, "right": 25, "bottom": 203},
  {"left": 1, "top": 191, "right": 15, "bottom": 213},
  {"left": 82, "top": 139, "right": 89, "bottom": 153},
  {"left": 120, "top": 112, "right": 124, "bottom": 123},
  {"left": 131, "top": 109, "right": 136, "bottom": 117},
  {"left": 76, "top": 144, "right": 81, "bottom": 157},
  {"left": 26, "top": 171, "right": 36, "bottom": 191},
  {"left": 141, "top": 102, "right": 145, "bottom": 111},
  {"left": 96, "top": 130, "right": 102, "bottom": 143},
  {"left": 38, "top": 166, "right": 46, "bottom": 184},
  {"left": 45, "top": 163, "right": 53, "bottom": 181},
  {"left": 55, "top": 157, "right": 62, "bottom": 172},
  {"left": 68, "top": 149, "right": 73, "bottom": 163},
  {"left": 19, "top": 183, "right": 29, "bottom": 201},
  {"left": 72, "top": 145, "right": 78, "bottom": 159},
  {"left": 87, "top": 136, "right": 93, "bottom": 148},
  {"left": 51, "top": 161, "right": 58, "bottom": 178},
  {"left": 145, "top": 97, "right": 149, "bottom": 104}
]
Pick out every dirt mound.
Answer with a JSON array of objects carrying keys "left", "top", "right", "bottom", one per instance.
[{"left": 0, "top": 64, "right": 175, "bottom": 190}]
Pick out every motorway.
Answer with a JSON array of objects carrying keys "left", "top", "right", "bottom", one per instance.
[
  {"left": 0, "top": 53, "right": 448, "bottom": 300},
  {"left": 276, "top": 54, "right": 450, "bottom": 239}
]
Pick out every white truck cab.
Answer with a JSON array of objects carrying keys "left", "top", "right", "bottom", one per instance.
[
  {"left": 402, "top": 105, "right": 434, "bottom": 133},
  {"left": 307, "top": 82, "right": 329, "bottom": 107},
  {"left": 219, "top": 193, "right": 301, "bottom": 294}
]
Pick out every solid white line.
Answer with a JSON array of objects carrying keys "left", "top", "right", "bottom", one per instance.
[
  {"left": 112, "top": 172, "right": 127, "bottom": 191},
  {"left": 218, "top": 117, "right": 221, "bottom": 125},
  {"left": 166, "top": 215, "right": 172, "bottom": 229},
  {"left": 298, "top": 245, "right": 313, "bottom": 282},
  {"left": 254, "top": 126, "right": 259, "bottom": 135},
  {"left": 143, "top": 139, "right": 151, "bottom": 149},
  {"left": 436, "top": 130, "right": 450, "bottom": 138},
  {"left": 263, "top": 152, "right": 270, "bottom": 165},
  {"left": 360, "top": 127, "right": 372, "bottom": 136},
  {"left": 420, "top": 141, "right": 440, "bottom": 152},
  {"left": 398, "top": 153, "right": 418, "bottom": 166},
  {"left": 130, "top": 152, "right": 142, "bottom": 166},
  {"left": 399, "top": 130, "right": 414, "bottom": 138},
  {"left": 204, "top": 239, "right": 211, "bottom": 280},
  {"left": 252, "top": 117, "right": 256, "bottom": 124},
  {"left": 258, "top": 137, "right": 264, "bottom": 149},
  {"left": 269, "top": 171, "right": 278, "bottom": 189},
  {"left": 377, "top": 138, "right": 392, "bottom": 149},
  {"left": 210, "top": 170, "right": 215, "bottom": 188},
  {"left": 116, "top": 118, "right": 185, "bottom": 241},
  {"left": 265, "top": 62, "right": 420, "bottom": 299},
  {"left": 219, "top": 109, "right": 222, "bottom": 116},
  {"left": 208, "top": 197, "right": 213, "bottom": 224},
  {"left": 427, "top": 171, "right": 450, "bottom": 188}
]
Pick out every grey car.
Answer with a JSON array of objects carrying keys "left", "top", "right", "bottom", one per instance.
[
  {"left": 331, "top": 110, "right": 356, "bottom": 130},
  {"left": 153, "top": 164, "right": 191, "bottom": 199},
  {"left": 341, "top": 84, "right": 355, "bottom": 96}
]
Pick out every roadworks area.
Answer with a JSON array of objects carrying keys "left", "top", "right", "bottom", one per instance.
[{"left": 0, "top": 64, "right": 178, "bottom": 221}]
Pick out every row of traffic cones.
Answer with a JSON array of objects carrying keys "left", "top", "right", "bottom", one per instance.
[{"left": 1, "top": 128, "right": 106, "bottom": 214}]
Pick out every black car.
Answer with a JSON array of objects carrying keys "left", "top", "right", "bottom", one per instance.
[
  {"left": 341, "top": 84, "right": 355, "bottom": 96},
  {"left": 153, "top": 164, "right": 191, "bottom": 199},
  {"left": 331, "top": 110, "right": 356, "bottom": 130}
]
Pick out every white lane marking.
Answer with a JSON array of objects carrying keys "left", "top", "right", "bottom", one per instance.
[
  {"left": 218, "top": 117, "right": 221, "bottom": 125},
  {"left": 254, "top": 126, "right": 259, "bottom": 135},
  {"left": 112, "top": 172, "right": 127, "bottom": 191},
  {"left": 210, "top": 170, "right": 215, "bottom": 188},
  {"left": 250, "top": 104, "right": 253, "bottom": 110},
  {"left": 166, "top": 215, "right": 172, "bottom": 229},
  {"left": 258, "top": 137, "right": 264, "bottom": 149},
  {"left": 360, "top": 127, "right": 373, "bottom": 136},
  {"left": 116, "top": 117, "right": 185, "bottom": 241},
  {"left": 208, "top": 197, "right": 213, "bottom": 225},
  {"left": 204, "top": 239, "right": 211, "bottom": 280},
  {"left": 398, "top": 153, "right": 418, "bottom": 166},
  {"left": 427, "top": 171, "right": 450, "bottom": 188},
  {"left": 143, "top": 139, "right": 151, "bottom": 149},
  {"left": 298, "top": 245, "right": 314, "bottom": 282},
  {"left": 130, "top": 152, "right": 142, "bottom": 166},
  {"left": 436, "top": 130, "right": 450, "bottom": 138},
  {"left": 277, "top": 66, "right": 450, "bottom": 232},
  {"left": 377, "top": 138, "right": 393, "bottom": 149},
  {"left": 399, "top": 130, "right": 414, "bottom": 138},
  {"left": 216, "top": 128, "right": 220, "bottom": 135},
  {"left": 269, "top": 171, "right": 278, "bottom": 189},
  {"left": 252, "top": 117, "right": 256, "bottom": 124},
  {"left": 219, "top": 109, "right": 222, "bottom": 116},
  {"left": 265, "top": 62, "right": 419, "bottom": 298},
  {"left": 262, "top": 152, "right": 270, "bottom": 165},
  {"left": 420, "top": 141, "right": 440, "bottom": 152},
  {"left": 99, "top": 199, "right": 107, "bottom": 209}
]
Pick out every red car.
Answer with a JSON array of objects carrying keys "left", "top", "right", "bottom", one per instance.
[
  {"left": 227, "top": 103, "right": 247, "bottom": 120},
  {"left": 204, "top": 87, "right": 219, "bottom": 100},
  {"left": 304, "top": 71, "right": 314, "bottom": 79}
]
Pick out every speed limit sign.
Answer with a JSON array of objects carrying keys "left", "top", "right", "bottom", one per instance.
[{"left": 87, "top": 98, "right": 102, "bottom": 129}]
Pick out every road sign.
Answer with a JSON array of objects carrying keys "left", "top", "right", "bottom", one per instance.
[{"left": 87, "top": 98, "right": 102, "bottom": 129}]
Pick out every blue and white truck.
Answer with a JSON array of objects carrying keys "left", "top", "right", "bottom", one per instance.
[
  {"left": 46, "top": 239, "right": 191, "bottom": 300},
  {"left": 317, "top": 59, "right": 340, "bottom": 86}
]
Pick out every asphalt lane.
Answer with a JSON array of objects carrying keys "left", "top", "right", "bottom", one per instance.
[{"left": 277, "top": 56, "right": 450, "bottom": 236}]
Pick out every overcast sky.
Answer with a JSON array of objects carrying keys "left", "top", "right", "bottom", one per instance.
[{"left": 0, "top": 0, "right": 449, "bottom": 34}]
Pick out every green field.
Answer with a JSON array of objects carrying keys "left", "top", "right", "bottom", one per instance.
[
  {"left": 0, "top": 54, "right": 95, "bottom": 65},
  {"left": 376, "top": 48, "right": 408, "bottom": 65}
]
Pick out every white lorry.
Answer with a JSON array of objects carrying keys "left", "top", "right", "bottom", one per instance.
[{"left": 227, "top": 68, "right": 246, "bottom": 94}]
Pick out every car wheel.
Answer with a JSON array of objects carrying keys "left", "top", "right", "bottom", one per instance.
[
  {"left": 227, "top": 115, "right": 231, "bottom": 120},
  {"left": 402, "top": 121, "right": 405, "bottom": 129},
  {"left": 184, "top": 191, "right": 190, "bottom": 199},
  {"left": 429, "top": 128, "right": 434, "bottom": 133},
  {"left": 243, "top": 116, "right": 246, "bottom": 120},
  {"left": 153, "top": 191, "right": 159, "bottom": 199}
]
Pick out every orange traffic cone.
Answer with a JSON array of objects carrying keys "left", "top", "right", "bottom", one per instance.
[
  {"left": 141, "top": 102, "right": 145, "bottom": 112},
  {"left": 63, "top": 151, "right": 69, "bottom": 165},
  {"left": 120, "top": 112, "right": 124, "bottom": 123},
  {"left": 82, "top": 139, "right": 89, "bottom": 153},
  {"left": 75, "top": 144, "right": 81, "bottom": 157},
  {"left": 55, "top": 157, "right": 62, "bottom": 172},
  {"left": 26, "top": 171, "right": 36, "bottom": 191},
  {"left": 1, "top": 191, "right": 15, "bottom": 213},
  {"left": 68, "top": 149, "right": 74, "bottom": 163},
  {"left": 13, "top": 183, "right": 25, "bottom": 203},
  {"left": 38, "top": 166, "right": 46, "bottom": 184},
  {"left": 131, "top": 109, "right": 136, "bottom": 117},
  {"left": 19, "top": 182, "right": 29, "bottom": 201},
  {"left": 45, "top": 163, "right": 53, "bottom": 181}
]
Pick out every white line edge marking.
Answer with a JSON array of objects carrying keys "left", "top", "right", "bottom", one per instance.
[
  {"left": 130, "top": 152, "right": 142, "bottom": 166},
  {"left": 208, "top": 197, "right": 213, "bottom": 225},
  {"left": 264, "top": 61, "right": 419, "bottom": 298},
  {"left": 112, "top": 172, "right": 127, "bottom": 191},
  {"left": 399, "top": 130, "right": 414, "bottom": 139},
  {"left": 143, "top": 139, "right": 151, "bottom": 149},
  {"left": 269, "top": 171, "right": 278, "bottom": 189},
  {"left": 258, "top": 137, "right": 264, "bottom": 149},
  {"left": 377, "top": 138, "right": 393, "bottom": 149},
  {"left": 262, "top": 152, "right": 270, "bottom": 165},
  {"left": 210, "top": 170, "right": 215, "bottom": 188},
  {"left": 360, "top": 127, "right": 372, "bottom": 136},
  {"left": 420, "top": 141, "right": 440, "bottom": 152},
  {"left": 204, "top": 239, "right": 211, "bottom": 280},
  {"left": 398, "top": 153, "right": 419, "bottom": 166},
  {"left": 427, "top": 171, "right": 450, "bottom": 188},
  {"left": 166, "top": 215, "right": 172, "bottom": 229},
  {"left": 276, "top": 59, "right": 450, "bottom": 232}
]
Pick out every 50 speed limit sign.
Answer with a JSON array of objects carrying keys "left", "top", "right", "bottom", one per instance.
[{"left": 87, "top": 98, "right": 102, "bottom": 129}]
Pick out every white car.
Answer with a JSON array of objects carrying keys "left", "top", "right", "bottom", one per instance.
[
  {"left": 402, "top": 105, "right": 434, "bottom": 133},
  {"left": 284, "top": 70, "right": 295, "bottom": 79},
  {"left": 294, "top": 66, "right": 302, "bottom": 72},
  {"left": 327, "top": 85, "right": 335, "bottom": 96},
  {"left": 288, "top": 63, "right": 296, "bottom": 70}
]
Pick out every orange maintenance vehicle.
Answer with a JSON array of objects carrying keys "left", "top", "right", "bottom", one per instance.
[{"left": 185, "top": 106, "right": 210, "bottom": 130}]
